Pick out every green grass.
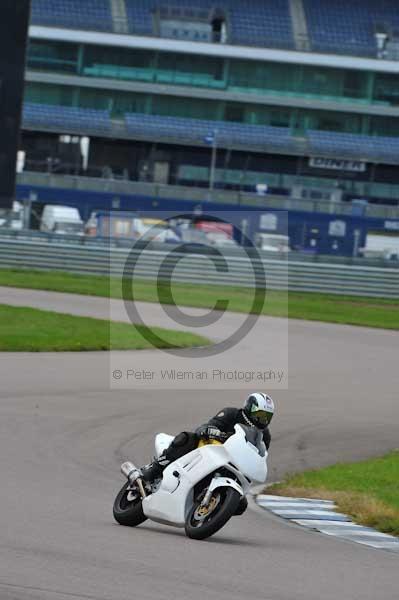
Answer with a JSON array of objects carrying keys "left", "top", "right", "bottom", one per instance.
[
  {"left": 0, "top": 268, "right": 398, "bottom": 329},
  {"left": 0, "top": 304, "right": 210, "bottom": 352},
  {"left": 268, "top": 450, "right": 399, "bottom": 536}
]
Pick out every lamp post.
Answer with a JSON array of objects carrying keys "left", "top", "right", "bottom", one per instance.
[{"left": 205, "top": 129, "right": 218, "bottom": 201}]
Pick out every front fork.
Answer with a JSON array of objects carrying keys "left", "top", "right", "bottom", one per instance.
[
  {"left": 200, "top": 474, "right": 244, "bottom": 508},
  {"left": 200, "top": 486, "right": 214, "bottom": 508}
]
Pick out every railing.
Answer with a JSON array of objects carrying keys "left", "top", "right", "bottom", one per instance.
[
  {"left": 0, "top": 236, "right": 397, "bottom": 298},
  {"left": 1, "top": 228, "right": 398, "bottom": 268}
]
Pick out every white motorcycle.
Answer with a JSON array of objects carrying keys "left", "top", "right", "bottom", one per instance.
[{"left": 113, "top": 424, "right": 268, "bottom": 540}]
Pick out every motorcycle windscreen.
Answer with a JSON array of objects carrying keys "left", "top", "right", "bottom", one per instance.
[{"left": 224, "top": 427, "right": 268, "bottom": 483}]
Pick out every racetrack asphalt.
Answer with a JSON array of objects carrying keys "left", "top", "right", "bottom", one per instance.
[{"left": 0, "top": 286, "right": 398, "bottom": 600}]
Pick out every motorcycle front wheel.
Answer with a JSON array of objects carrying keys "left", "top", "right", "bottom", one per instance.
[
  {"left": 113, "top": 481, "right": 147, "bottom": 527},
  {"left": 185, "top": 487, "right": 241, "bottom": 540}
]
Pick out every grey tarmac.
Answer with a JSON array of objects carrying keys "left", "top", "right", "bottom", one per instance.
[{"left": 0, "top": 287, "right": 398, "bottom": 600}]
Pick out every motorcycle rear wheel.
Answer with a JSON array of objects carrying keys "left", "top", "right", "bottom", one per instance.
[
  {"left": 113, "top": 481, "right": 147, "bottom": 527},
  {"left": 185, "top": 487, "right": 241, "bottom": 540}
]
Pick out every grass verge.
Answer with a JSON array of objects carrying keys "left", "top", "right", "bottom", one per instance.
[
  {"left": 0, "top": 304, "right": 210, "bottom": 351},
  {"left": 0, "top": 268, "right": 398, "bottom": 329},
  {"left": 268, "top": 450, "right": 399, "bottom": 536}
]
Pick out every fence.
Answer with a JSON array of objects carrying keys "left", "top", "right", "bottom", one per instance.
[{"left": 0, "top": 237, "right": 398, "bottom": 299}]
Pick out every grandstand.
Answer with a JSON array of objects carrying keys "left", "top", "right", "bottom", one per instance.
[
  {"left": 18, "top": 0, "right": 399, "bottom": 255},
  {"left": 29, "top": 0, "right": 399, "bottom": 57}
]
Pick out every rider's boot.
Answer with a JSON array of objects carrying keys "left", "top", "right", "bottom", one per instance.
[{"left": 140, "top": 454, "right": 170, "bottom": 483}]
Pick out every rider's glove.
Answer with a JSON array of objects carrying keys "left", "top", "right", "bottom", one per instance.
[{"left": 205, "top": 426, "right": 228, "bottom": 441}]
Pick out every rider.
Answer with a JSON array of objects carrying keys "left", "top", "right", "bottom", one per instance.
[{"left": 141, "top": 392, "right": 275, "bottom": 483}]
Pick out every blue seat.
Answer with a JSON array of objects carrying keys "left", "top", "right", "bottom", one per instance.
[
  {"left": 31, "top": 0, "right": 113, "bottom": 32},
  {"left": 124, "top": 112, "right": 296, "bottom": 152},
  {"left": 23, "top": 103, "right": 111, "bottom": 134},
  {"left": 308, "top": 130, "right": 399, "bottom": 162},
  {"left": 303, "top": 0, "right": 399, "bottom": 57}
]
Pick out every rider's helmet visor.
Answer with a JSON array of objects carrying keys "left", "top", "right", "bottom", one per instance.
[{"left": 252, "top": 409, "right": 273, "bottom": 426}]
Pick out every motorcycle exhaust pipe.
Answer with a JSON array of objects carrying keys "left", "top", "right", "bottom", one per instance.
[
  {"left": 121, "top": 461, "right": 147, "bottom": 498},
  {"left": 121, "top": 461, "right": 138, "bottom": 481}
]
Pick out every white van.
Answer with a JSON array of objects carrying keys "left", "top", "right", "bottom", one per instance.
[
  {"left": 40, "top": 205, "right": 84, "bottom": 235},
  {"left": 0, "top": 201, "right": 23, "bottom": 230},
  {"left": 360, "top": 233, "right": 399, "bottom": 261},
  {"left": 255, "top": 233, "right": 290, "bottom": 252}
]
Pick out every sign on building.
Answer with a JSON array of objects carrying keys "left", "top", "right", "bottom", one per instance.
[
  {"left": 309, "top": 157, "right": 366, "bottom": 172},
  {"left": 260, "top": 213, "right": 278, "bottom": 231},
  {"left": 328, "top": 220, "right": 347, "bottom": 237}
]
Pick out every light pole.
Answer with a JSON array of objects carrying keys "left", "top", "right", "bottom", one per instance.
[
  {"left": 353, "top": 228, "right": 361, "bottom": 258},
  {"left": 205, "top": 129, "right": 218, "bottom": 201}
]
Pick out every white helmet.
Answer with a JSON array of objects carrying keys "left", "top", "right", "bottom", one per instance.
[{"left": 244, "top": 392, "right": 275, "bottom": 429}]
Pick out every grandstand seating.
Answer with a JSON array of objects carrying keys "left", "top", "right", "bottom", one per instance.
[
  {"left": 31, "top": 0, "right": 295, "bottom": 50},
  {"left": 124, "top": 112, "right": 299, "bottom": 152},
  {"left": 23, "top": 103, "right": 111, "bottom": 135},
  {"left": 30, "top": 0, "right": 399, "bottom": 58},
  {"left": 22, "top": 102, "right": 399, "bottom": 163},
  {"left": 31, "top": 0, "right": 113, "bottom": 32},
  {"left": 124, "top": 0, "right": 153, "bottom": 37},
  {"left": 303, "top": 0, "right": 399, "bottom": 57},
  {"left": 229, "top": 0, "right": 293, "bottom": 48},
  {"left": 308, "top": 130, "right": 399, "bottom": 162}
]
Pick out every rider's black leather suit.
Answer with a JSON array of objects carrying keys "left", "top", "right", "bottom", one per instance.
[
  {"left": 202, "top": 407, "right": 271, "bottom": 450},
  {"left": 159, "top": 407, "right": 271, "bottom": 466}
]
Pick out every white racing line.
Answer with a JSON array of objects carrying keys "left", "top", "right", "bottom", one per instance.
[{"left": 254, "top": 492, "right": 399, "bottom": 554}]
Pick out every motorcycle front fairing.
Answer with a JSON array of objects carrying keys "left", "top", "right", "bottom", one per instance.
[{"left": 223, "top": 425, "right": 268, "bottom": 483}]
